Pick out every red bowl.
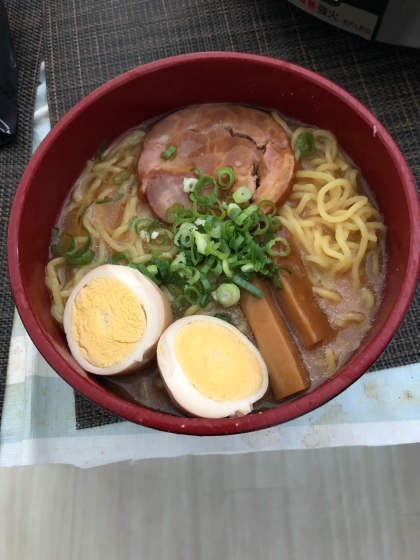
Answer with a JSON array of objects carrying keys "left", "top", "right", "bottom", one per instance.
[{"left": 8, "top": 52, "right": 420, "bottom": 435}]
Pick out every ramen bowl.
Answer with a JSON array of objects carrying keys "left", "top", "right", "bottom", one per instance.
[{"left": 8, "top": 52, "right": 420, "bottom": 435}]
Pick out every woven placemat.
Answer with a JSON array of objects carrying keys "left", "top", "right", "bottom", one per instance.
[
  {"left": 42, "top": 0, "right": 420, "bottom": 430},
  {"left": 0, "top": 0, "right": 42, "bottom": 425}
]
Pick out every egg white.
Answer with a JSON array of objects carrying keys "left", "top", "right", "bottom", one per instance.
[
  {"left": 63, "top": 264, "right": 172, "bottom": 375},
  {"left": 157, "top": 315, "right": 269, "bottom": 418}
]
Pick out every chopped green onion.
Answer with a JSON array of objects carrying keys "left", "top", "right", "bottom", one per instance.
[
  {"left": 113, "top": 170, "right": 130, "bottom": 186},
  {"left": 170, "top": 263, "right": 192, "bottom": 279},
  {"left": 191, "top": 167, "right": 204, "bottom": 178},
  {"left": 216, "top": 283, "right": 240, "bottom": 307},
  {"left": 199, "top": 293, "right": 211, "bottom": 308},
  {"left": 220, "top": 220, "right": 235, "bottom": 239},
  {"left": 149, "top": 229, "right": 169, "bottom": 247},
  {"left": 174, "top": 223, "right": 197, "bottom": 247},
  {"left": 134, "top": 217, "right": 157, "bottom": 235},
  {"left": 263, "top": 229, "right": 275, "bottom": 247},
  {"left": 199, "top": 273, "right": 211, "bottom": 293},
  {"left": 192, "top": 231, "right": 210, "bottom": 254},
  {"left": 166, "top": 284, "right": 183, "bottom": 297},
  {"left": 227, "top": 203, "right": 241, "bottom": 220},
  {"left": 66, "top": 249, "right": 96, "bottom": 267},
  {"left": 171, "top": 252, "right": 186, "bottom": 269},
  {"left": 189, "top": 269, "right": 201, "bottom": 286},
  {"left": 277, "top": 265, "right": 293, "bottom": 275},
  {"left": 183, "top": 177, "right": 198, "bottom": 193},
  {"left": 184, "top": 285, "right": 201, "bottom": 304},
  {"left": 107, "top": 251, "right": 132, "bottom": 264},
  {"left": 191, "top": 198, "right": 209, "bottom": 220},
  {"left": 165, "top": 202, "right": 183, "bottom": 224},
  {"left": 233, "top": 186, "right": 253, "bottom": 204},
  {"left": 161, "top": 145, "right": 177, "bottom": 159},
  {"left": 128, "top": 263, "right": 161, "bottom": 285},
  {"left": 167, "top": 205, "right": 195, "bottom": 224},
  {"left": 199, "top": 255, "right": 216, "bottom": 275},
  {"left": 273, "top": 271, "right": 283, "bottom": 290},
  {"left": 51, "top": 231, "right": 75, "bottom": 256},
  {"left": 230, "top": 233, "right": 245, "bottom": 251},
  {"left": 257, "top": 199, "right": 277, "bottom": 216},
  {"left": 213, "top": 200, "right": 227, "bottom": 220},
  {"left": 253, "top": 215, "right": 271, "bottom": 235},
  {"left": 232, "top": 274, "right": 264, "bottom": 298},
  {"left": 204, "top": 215, "right": 216, "bottom": 232},
  {"left": 212, "top": 261, "right": 223, "bottom": 275},
  {"left": 171, "top": 295, "right": 187, "bottom": 309},
  {"left": 96, "top": 139, "right": 108, "bottom": 162},
  {"left": 127, "top": 216, "right": 137, "bottom": 230},
  {"left": 235, "top": 204, "right": 258, "bottom": 226},
  {"left": 151, "top": 258, "right": 172, "bottom": 283},
  {"left": 208, "top": 247, "right": 228, "bottom": 262},
  {"left": 96, "top": 193, "right": 125, "bottom": 204},
  {"left": 297, "top": 133, "right": 316, "bottom": 156},
  {"left": 67, "top": 226, "right": 92, "bottom": 260},
  {"left": 193, "top": 175, "right": 218, "bottom": 206},
  {"left": 52, "top": 224, "right": 96, "bottom": 267},
  {"left": 146, "top": 264, "right": 159, "bottom": 275},
  {"left": 207, "top": 221, "right": 222, "bottom": 238},
  {"left": 78, "top": 201, "right": 95, "bottom": 224},
  {"left": 218, "top": 238, "right": 230, "bottom": 258},
  {"left": 273, "top": 265, "right": 293, "bottom": 290},
  {"left": 51, "top": 226, "right": 95, "bottom": 266},
  {"left": 222, "top": 259, "right": 233, "bottom": 278},
  {"left": 214, "top": 313, "right": 232, "bottom": 324},
  {"left": 265, "top": 236, "right": 290, "bottom": 257},
  {"left": 272, "top": 216, "right": 283, "bottom": 230},
  {"left": 215, "top": 166, "right": 235, "bottom": 190},
  {"left": 190, "top": 243, "right": 200, "bottom": 266}
]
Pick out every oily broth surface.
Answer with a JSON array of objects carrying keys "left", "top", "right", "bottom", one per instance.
[{"left": 47, "top": 108, "right": 386, "bottom": 415}]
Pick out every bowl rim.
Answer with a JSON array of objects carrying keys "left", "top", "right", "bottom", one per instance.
[{"left": 8, "top": 51, "right": 420, "bottom": 436}]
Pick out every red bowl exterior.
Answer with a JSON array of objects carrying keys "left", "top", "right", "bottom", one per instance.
[{"left": 8, "top": 52, "right": 420, "bottom": 435}]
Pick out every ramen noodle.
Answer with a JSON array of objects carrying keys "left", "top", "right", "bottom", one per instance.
[{"left": 46, "top": 105, "right": 386, "bottom": 415}]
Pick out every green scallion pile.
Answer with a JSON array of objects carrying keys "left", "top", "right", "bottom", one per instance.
[
  {"left": 52, "top": 165, "right": 293, "bottom": 312},
  {"left": 127, "top": 166, "right": 292, "bottom": 310}
]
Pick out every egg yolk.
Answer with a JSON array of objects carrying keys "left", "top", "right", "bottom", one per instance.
[
  {"left": 174, "top": 321, "right": 263, "bottom": 401},
  {"left": 70, "top": 276, "right": 147, "bottom": 368}
]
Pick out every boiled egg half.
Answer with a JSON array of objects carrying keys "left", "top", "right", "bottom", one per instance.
[
  {"left": 63, "top": 264, "right": 172, "bottom": 375},
  {"left": 157, "top": 315, "right": 269, "bottom": 418}
]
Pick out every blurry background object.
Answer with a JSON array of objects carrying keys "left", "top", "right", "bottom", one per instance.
[
  {"left": 0, "top": 0, "right": 18, "bottom": 146},
  {"left": 288, "top": 0, "right": 420, "bottom": 48}
]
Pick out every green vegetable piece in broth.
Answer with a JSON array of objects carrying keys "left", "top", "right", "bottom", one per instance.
[{"left": 297, "top": 133, "right": 316, "bottom": 156}]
